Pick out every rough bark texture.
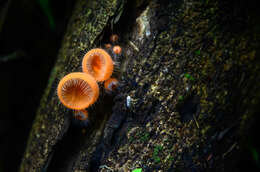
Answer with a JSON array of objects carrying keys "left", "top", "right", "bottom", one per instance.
[{"left": 20, "top": 0, "right": 260, "bottom": 171}]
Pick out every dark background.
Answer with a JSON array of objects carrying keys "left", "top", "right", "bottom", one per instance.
[
  {"left": 0, "top": 0, "right": 259, "bottom": 172},
  {"left": 0, "top": 0, "right": 75, "bottom": 171}
]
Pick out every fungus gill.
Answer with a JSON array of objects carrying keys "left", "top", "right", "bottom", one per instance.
[{"left": 57, "top": 72, "right": 99, "bottom": 110}]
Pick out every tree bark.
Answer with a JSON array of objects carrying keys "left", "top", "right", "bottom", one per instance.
[{"left": 20, "top": 0, "right": 260, "bottom": 171}]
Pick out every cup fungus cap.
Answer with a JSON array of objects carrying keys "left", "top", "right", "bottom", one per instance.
[
  {"left": 82, "top": 48, "right": 114, "bottom": 82},
  {"left": 57, "top": 72, "right": 99, "bottom": 110}
]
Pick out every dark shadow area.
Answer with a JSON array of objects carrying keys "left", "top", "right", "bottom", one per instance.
[
  {"left": 47, "top": 91, "right": 116, "bottom": 172},
  {"left": 209, "top": 0, "right": 260, "bottom": 171},
  {"left": 176, "top": 94, "right": 200, "bottom": 123},
  {"left": 46, "top": 116, "right": 87, "bottom": 172},
  {"left": 0, "top": 0, "right": 75, "bottom": 171}
]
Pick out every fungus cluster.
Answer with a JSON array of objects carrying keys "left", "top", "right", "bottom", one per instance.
[{"left": 57, "top": 34, "right": 121, "bottom": 125}]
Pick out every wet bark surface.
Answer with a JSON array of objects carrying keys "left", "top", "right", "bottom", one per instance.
[{"left": 20, "top": 0, "right": 260, "bottom": 171}]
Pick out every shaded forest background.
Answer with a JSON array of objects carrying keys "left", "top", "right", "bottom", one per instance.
[
  {"left": 0, "top": 0, "right": 75, "bottom": 171},
  {"left": 0, "top": 0, "right": 259, "bottom": 171}
]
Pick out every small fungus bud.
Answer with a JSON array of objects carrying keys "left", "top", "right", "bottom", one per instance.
[
  {"left": 110, "top": 34, "right": 119, "bottom": 43},
  {"left": 104, "top": 43, "right": 112, "bottom": 49},
  {"left": 72, "top": 109, "right": 90, "bottom": 127},
  {"left": 104, "top": 78, "right": 119, "bottom": 93},
  {"left": 113, "top": 45, "right": 122, "bottom": 54},
  {"left": 74, "top": 109, "right": 88, "bottom": 121}
]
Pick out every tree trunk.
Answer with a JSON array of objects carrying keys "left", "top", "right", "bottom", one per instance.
[{"left": 20, "top": 0, "right": 260, "bottom": 171}]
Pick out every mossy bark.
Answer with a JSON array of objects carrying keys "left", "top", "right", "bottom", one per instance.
[{"left": 20, "top": 0, "right": 260, "bottom": 171}]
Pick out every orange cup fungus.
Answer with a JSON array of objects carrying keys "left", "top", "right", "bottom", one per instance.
[
  {"left": 104, "top": 78, "right": 119, "bottom": 93},
  {"left": 113, "top": 45, "right": 122, "bottom": 54},
  {"left": 82, "top": 48, "right": 114, "bottom": 82},
  {"left": 57, "top": 72, "right": 99, "bottom": 110}
]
